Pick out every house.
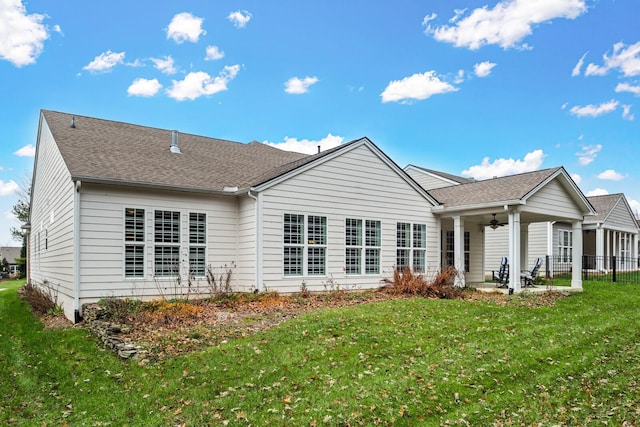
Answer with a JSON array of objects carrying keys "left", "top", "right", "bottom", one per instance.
[
  {"left": 0, "top": 246, "right": 21, "bottom": 277},
  {"left": 28, "top": 110, "right": 595, "bottom": 322}
]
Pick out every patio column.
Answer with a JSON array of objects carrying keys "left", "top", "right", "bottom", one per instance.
[
  {"left": 572, "top": 221, "right": 583, "bottom": 289},
  {"left": 453, "top": 216, "right": 465, "bottom": 287},
  {"left": 596, "top": 225, "right": 604, "bottom": 272},
  {"left": 508, "top": 209, "right": 521, "bottom": 292},
  {"left": 606, "top": 229, "right": 611, "bottom": 270}
]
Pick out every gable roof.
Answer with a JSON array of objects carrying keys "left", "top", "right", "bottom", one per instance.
[
  {"left": 586, "top": 193, "right": 637, "bottom": 224},
  {"left": 0, "top": 246, "right": 21, "bottom": 264},
  {"left": 405, "top": 164, "right": 475, "bottom": 185},
  {"left": 40, "top": 110, "right": 308, "bottom": 193},
  {"left": 429, "top": 167, "right": 563, "bottom": 208}
]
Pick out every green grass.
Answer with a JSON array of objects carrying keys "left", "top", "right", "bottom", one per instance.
[{"left": 2, "top": 280, "right": 640, "bottom": 426}]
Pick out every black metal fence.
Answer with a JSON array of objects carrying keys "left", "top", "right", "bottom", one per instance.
[{"left": 546, "top": 255, "right": 640, "bottom": 284}]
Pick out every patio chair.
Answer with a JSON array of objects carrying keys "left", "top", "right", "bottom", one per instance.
[
  {"left": 521, "top": 257, "right": 543, "bottom": 288},
  {"left": 492, "top": 257, "right": 509, "bottom": 288}
]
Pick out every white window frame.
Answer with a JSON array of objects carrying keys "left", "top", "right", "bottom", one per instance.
[
  {"left": 558, "top": 230, "right": 573, "bottom": 263},
  {"left": 444, "top": 230, "right": 470, "bottom": 272},
  {"left": 345, "top": 218, "right": 381, "bottom": 275},
  {"left": 283, "top": 213, "right": 327, "bottom": 277},
  {"left": 412, "top": 223, "right": 426, "bottom": 273},
  {"left": 154, "top": 210, "right": 181, "bottom": 277},
  {"left": 396, "top": 222, "right": 411, "bottom": 271},
  {"left": 124, "top": 207, "right": 146, "bottom": 279},
  {"left": 189, "top": 212, "right": 207, "bottom": 277}
]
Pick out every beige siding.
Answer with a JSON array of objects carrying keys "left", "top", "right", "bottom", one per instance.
[
  {"left": 29, "top": 118, "right": 76, "bottom": 320},
  {"left": 261, "top": 144, "right": 436, "bottom": 293},
  {"left": 526, "top": 179, "right": 584, "bottom": 219},
  {"left": 526, "top": 222, "right": 549, "bottom": 267},
  {"left": 484, "top": 226, "right": 509, "bottom": 277},
  {"left": 77, "top": 184, "right": 239, "bottom": 302},
  {"left": 405, "top": 167, "right": 458, "bottom": 190},
  {"left": 236, "top": 194, "right": 257, "bottom": 290}
]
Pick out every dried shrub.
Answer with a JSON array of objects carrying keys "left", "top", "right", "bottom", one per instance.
[
  {"left": 379, "top": 267, "right": 463, "bottom": 299},
  {"left": 98, "top": 297, "right": 142, "bottom": 323},
  {"left": 19, "top": 282, "right": 61, "bottom": 316}
]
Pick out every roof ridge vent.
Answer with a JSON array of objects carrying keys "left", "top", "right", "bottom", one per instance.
[{"left": 170, "top": 130, "right": 181, "bottom": 154}]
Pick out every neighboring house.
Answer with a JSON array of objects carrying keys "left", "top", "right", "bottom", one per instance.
[
  {"left": 0, "top": 246, "right": 21, "bottom": 277},
  {"left": 28, "top": 110, "right": 595, "bottom": 322}
]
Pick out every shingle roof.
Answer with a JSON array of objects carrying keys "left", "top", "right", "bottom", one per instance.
[
  {"left": 428, "top": 167, "right": 562, "bottom": 207},
  {"left": 586, "top": 193, "right": 624, "bottom": 222},
  {"left": 41, "top": 110, "right": 310, "bottom": 192},
  {"left": 406, "top": 165, "right": 475, "bottom": 185},
  {"left": 0, "top": 246, "right": 21, "bottom": 264}
]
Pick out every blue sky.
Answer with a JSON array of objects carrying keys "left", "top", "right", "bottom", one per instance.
[{"left": 1, "top": 0, "right": 639, "bottom": 245}]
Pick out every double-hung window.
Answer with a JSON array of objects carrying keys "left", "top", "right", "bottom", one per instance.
[
  {"left": 397, "top": 222, "right": 428, "bottom": 272},
  {"left": 283, "top": 213, "right": 327, "bottom": 276},
  {"left": 124, "top": 208, "right": 145, "bottom": 278},
  {"left": 154, "top": 210, "right": 180, "bottom": 276},
  {"left": 189, "top": 213, "right": 206, "bottom": 277},
  {"left": 412, "top": 224, "right": 426, "bottom": 273},
  {"left": 345, "top": 219, "right": 381, "bottom": 274},
  {"left": 558, "top": 230, "right": 572, "bottom": 263},
  {"left": 396, "top": 222, "right": 411, "bottom": 270}
]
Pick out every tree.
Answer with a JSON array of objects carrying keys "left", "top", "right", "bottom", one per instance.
[{"left": 10, "top": 178, "right": 30, "bottom": 277}]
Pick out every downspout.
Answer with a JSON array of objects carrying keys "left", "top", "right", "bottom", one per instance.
[
  {"left": 247, "top": 189, "right": 263, "bottom": 292},
  {"left": 73, "top": 180, "right": 82, "bottom": 323}
]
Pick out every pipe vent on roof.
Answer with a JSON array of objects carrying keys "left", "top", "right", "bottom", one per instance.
[
  {"left": 71, "top": 116, "right": 76, "bottom": 128},
  {"left": 170, "top": 130, "right": 181, "bottom": 154}
]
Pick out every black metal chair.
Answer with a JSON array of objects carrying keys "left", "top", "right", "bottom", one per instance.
[
  {"left": 521, "top": 257, "right": 542, "bottom": 288},
  {"left": 492, "top": 257, "right": 509, "bottom": 288}
]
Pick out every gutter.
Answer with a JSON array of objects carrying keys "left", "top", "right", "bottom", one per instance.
[
  {"left": 247, "top": 189, "right": 263, "bottom": 292},
  {"left": 73, "top": 180, "right": 81, "bottom": 323}
]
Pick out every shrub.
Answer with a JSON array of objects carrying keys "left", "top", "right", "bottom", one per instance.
[
  {"left": 19, "top": 282, "right": 62, "bottom": 316},
  {"left": 98, "top": 297, "right": 142, "bottom": 323},
  {"left": 379, "top": 267, "right": 462, "bottom": 299}
]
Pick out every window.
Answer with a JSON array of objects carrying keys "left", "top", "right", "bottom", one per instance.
[
  {"left": 189, "top": 213, "right": 206, "bottom": 277},
  {"left": 444, "top": 230, "right": 470, "bottom": 272},
  {"left": 396, "top": 222, "right": 411, "bottom": 270},
  {"left": 558, "top": 230, "right": 572, "bottom": 263},
  {"left": 345, "top": 219, "right": 381, "bottom": 275},
  {"left": 124, "top": 208, "right": 145, "bottom": 278},
  {"left": 283, "top": 214, "right": 327, "bottom": 276},
  {"left": 154, "top": 210, "right": 180, "bottom": 276},
  {"left": 412, "top": 224, "right": 426, "bottom": 273}
]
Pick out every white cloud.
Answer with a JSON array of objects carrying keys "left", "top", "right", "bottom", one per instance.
[
  {"left": 380, "top": 71, "right": 458, "bottom": 103},
  {"left": 227, "top": 10, "right": 252, "bottom": 28},
  {"left": 263, "top": 134, "right": 344, "bottom": 155},
  {"left": 166, "top": 65, "right": 240, "bottom": 101},
  {"left": 461, "top": 149, "right": 545, "bottom": 180},
  {"left": 167, "top": 12, "right": 205, "bottom": 43},
  {"left": 586, "top": 188, "right": 609, "bottom": 197},
  {"left": 474, "top": 61, "right": 496, "bottom": 77},
  {"left": 616, "top": 82, "right": 640, "bottom": 96},
  {"left": 0, "top": 180, "right": 19, "bottom": 196},
  {"left": 572, "top": 52, "right": 588, "bottom": 76},
  {"left": 570, "top": 173, "right": 582, "bottom": 184},
  {"left": 83, "top": 50, "right": 125, "bottom": 73},
  {"left": 423, "top": 0, "right": 587, "bottom": 50},
  {"left": 127, "top": 78, "right": 162, "bottom": 97},
  {"left": 151, "top": 56, "right": 176, "bottom": 74},
  {"left": 205, "top": 45, "right": 225, "bottom": 61},
  {"left": 454, "top": 69, "right": 465, "bottom": 84},
  {"left": 53, "top": 24, "right": 62, "bottom": 34},
  {"left": 0, "top": 0, "right": 50, "bottom": 67},
  {"left": 622, "top": 104, "right": 634, "bottom": 121},
  {"left": 13, "top": 144, "right": 35, "bottom": 157},
  {"left": 597, "top": 169, "right": 626, "bottom": 181},
  {"left": 569, "top": 100, "right": 619, "bottom": 118},
  {"left": 584, "top": 41, "right": 640, "bottom": 77},
  {"left": 576, "top": 144, "right": 602, "bottom": 166},
  {"left": 284, "top": 76, "right": 319, "bottom": 94}
]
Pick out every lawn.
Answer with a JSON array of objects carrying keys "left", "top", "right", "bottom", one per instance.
[{"left": 2, "top": 279, "right": 640, "bottom": 426}]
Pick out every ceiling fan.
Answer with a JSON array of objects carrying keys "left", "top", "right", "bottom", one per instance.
[{"left": 488, "top": 213, "right": 507, "bottom": 230}]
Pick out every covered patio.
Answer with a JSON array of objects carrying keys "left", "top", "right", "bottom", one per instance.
[{"left": 428, "top": 167, "right": 596, "bottom": 293}]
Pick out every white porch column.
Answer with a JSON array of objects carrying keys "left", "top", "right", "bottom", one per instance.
[
  {"left": 546, "top": 222, "right": 554, "bottom": 276},
  {"left": 572, "top": 221, "right": 583, "bottom": 289},
  {"left": 606, "top": 229, "right": 611, "bottom": 270},
  {"left": 453, "top": 216, "right": 465, "bottom": 287},
  {"left": 521, "top": 223, "right": 529, "bottom": 271},
  {"left": 596, "top": 225, "right": 604, "bottom": 272},
  {"left": 508, "top": 210, "right": 521, "bottom": 292}
]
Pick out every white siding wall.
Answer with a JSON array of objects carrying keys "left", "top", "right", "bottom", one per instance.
[
  {"left": 484, "top": 226, "right": 509, "bottom": 278},
  {"left": 527, "top": 222, "right": 549, "bottom": 267},
  {"left": 405, "top": 168, "right": 458, "bottom": 190},
  {"left": 77, "top": 184, "right": 240, "bottom": 304},
  {"left": 260, "top": 144, "right": 437, "bottom": 293},
  {"left": 526, "top": 179, "right": 584, "bottom": 219},
  {"left": 236, "top": 194, "right": 257, "bottom": 290},
  {"left": 29, "top": 118, "right": 76, "bottom": 320}
]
